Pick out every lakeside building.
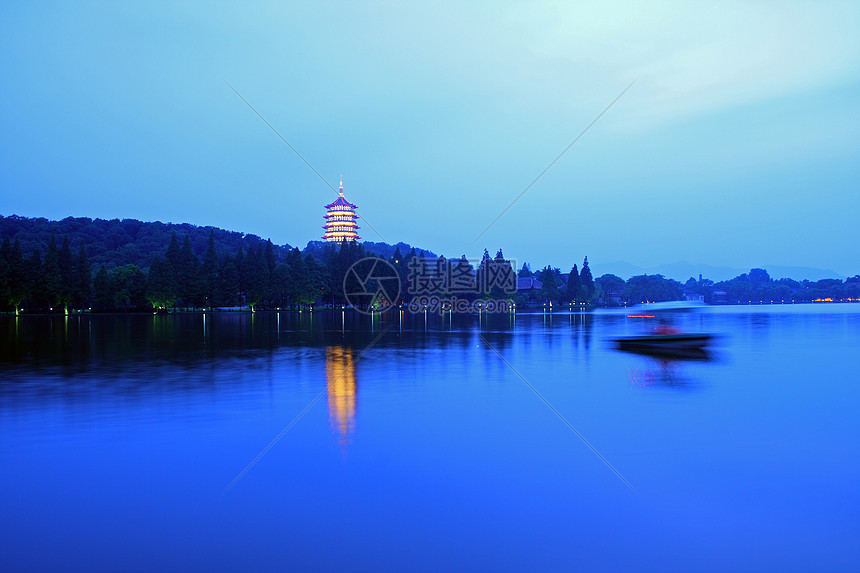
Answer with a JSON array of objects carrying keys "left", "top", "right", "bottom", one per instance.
[
  {"left": 517, "top": 276, "right": 543, "bottom": 293},
  {"left": 322, "top": 177, "right": 361, "bottom": 242}
]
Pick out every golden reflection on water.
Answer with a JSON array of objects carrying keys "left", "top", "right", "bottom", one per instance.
[{"left": 325, "top": 346, "right": 357, "bottom": 442}]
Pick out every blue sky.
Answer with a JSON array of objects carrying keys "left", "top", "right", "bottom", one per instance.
[{"left": 2, "top": 1, "right": 858, "bottom": 276}]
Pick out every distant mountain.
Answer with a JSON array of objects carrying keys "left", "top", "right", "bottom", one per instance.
[
  {"left": 0, "top": 214, "right": 293, "bottom": 271},
  {"left": 595, "top": 260, "right": 844, "bottom": 282},
  {"left": 761, "top": 265, "right": 844, "bottom": 281}
]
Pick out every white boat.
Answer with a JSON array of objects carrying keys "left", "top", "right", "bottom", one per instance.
[{"left": 634, "top": 301, "right": 707, "bottom": 313}]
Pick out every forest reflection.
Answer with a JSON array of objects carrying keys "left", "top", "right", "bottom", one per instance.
[{"left": 0, "top": 311, "right": 600, "bottom": 380}]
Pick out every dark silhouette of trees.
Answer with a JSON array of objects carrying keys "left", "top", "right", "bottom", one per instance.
[
  {"left": 243, "top": 244, "right": 268, "bottom": 310},
  {"left": 518, "top": 263, "right": 532, "bottom": 278},
  {"left": 1, "top": 239, "right": 28, "bottom": 314},
  {"left": 177, "top": 235, "right": 202, "bottom": 308},
  {"left": 57, "top": 236, "right": 75, "bottom": 313},
  {"left": 73, "top": 242, "right": 91, "bottom": 309},
  {"left": 42, "top": 235, "right": 60, "bottom": 310},
  {"left": 0, "top": 240, "right": 10, "bottom": 312},
  {"left": 491, "top": 249, "right": 515, "bottom": 300},
  {"left": 538, "top": 266, "right": 561, "bottom": 302},
  {"left": 623, "top": 274, "right": 684, "bottom": 304},
  {"left": 93, "top": 265, "right": 112, "bottom": 311},
  {"left": 580, "top": 257, "right": 595, "bottom": 303},
  {"left": 146, "top": 256, "right": 177, "bottom": 310},
  {"left": 566, "top": 264, "right": 581, "bottom": 303},
  {"left": 595, "top": 274, "right": 625, "bottom": 306},
  {"left": 218, "top": 254, "right": 240, "bottom": 307},
  {"left": 3, "top": 215, "right": 858, "bottom": 313},
  {"left": 110, "top": 265, "right": 147, "bottom": 311},
  {"left": 27, "top": 248, "right": 45, "bottom": 309},
  {"left": 201, "top": 230, "right": 219, "bottom": 308},
  {"left": 476, "top": 249, "right": 492, "bottom": 298}
]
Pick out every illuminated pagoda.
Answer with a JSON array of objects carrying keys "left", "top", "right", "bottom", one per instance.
[{"left": 322, "top": 176, "right": 361, "bottom": 243}]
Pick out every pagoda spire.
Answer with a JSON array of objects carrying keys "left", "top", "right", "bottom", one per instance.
[{"left": 323, "top": 174, "right": 361, "bottom": 243}]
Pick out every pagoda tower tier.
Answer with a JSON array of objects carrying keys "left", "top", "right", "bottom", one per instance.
[{"left": 322, "top": 176, "right": 361, "bottom": 242}]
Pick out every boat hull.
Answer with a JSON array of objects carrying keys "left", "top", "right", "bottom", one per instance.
[{"left": 614, "top": 334, "right": 713, "bottom": 359}]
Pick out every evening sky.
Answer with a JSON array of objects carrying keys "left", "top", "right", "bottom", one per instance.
[{"left": 1, "top": 1, "right": 858, "bottom": 275}]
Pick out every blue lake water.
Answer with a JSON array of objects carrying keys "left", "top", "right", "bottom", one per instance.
[{"left": 1, "top": 306, "right": 858, "bottom": 571}]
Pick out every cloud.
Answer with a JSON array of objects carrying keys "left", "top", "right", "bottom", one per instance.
[{"left": 499, "top": 1, "right": 860, "bottom": 129}]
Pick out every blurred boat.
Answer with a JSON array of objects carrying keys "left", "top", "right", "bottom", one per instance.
[
  {"left": 614, "top": 333, "right": 713, "bottom": 359},
  {"left": 633, "top": 301, "right": 706, "bottom": 313}
]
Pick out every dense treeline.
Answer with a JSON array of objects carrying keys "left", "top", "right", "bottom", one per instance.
[
  {"left": 515, "top": 264, "right": 860, "bottom": 306},
  {"left": 2, "top": 216, "right": 857, "bottom": 312},
  {"left": 516, "top": 258, "right": 685, "bottom": 306},
  {"left": 0, "top": 225, "right": 515, "bottom": 313},
  {"left": 0, "top": 234, "right": 93, "bottom": 314},
  {"left": 0, "top": 230, "right": 362, "bottom": 313},
  {"left": 588, "top": 268, "right": 860, "bottom": 306},
  {"left": 516, "top": 257, "right": 599, "bottom": 305},
  {"left": 680, "top": 268, "right": 860, "bottom": 304},
  {"left": 595, "top": 273, "right": 685, "bottom": 305}
]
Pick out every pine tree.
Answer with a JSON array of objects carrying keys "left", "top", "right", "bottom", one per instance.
[
  {"left": 303, "top": 254, "right": 323, "bottom": 305},
  {"left": 566, "top": 264, "right": 581, "bottom": 303},
  {"left": 234, "top": 247, "right": 246, "bottom": 301},
  {"left": 264, "top": 240, "right": 276, "bottom": 275},
  {"left": 285, "top": 248, "right": 308, "bottom": 308},
  {"left": 218, "top": 255, "right": 239, "bottom": 307},
  {"left": 73, "top": 242, "right": 92, "bottom": 310},
  {"left": 518, "top": 263, "right": 532, "bottom": 278},
  {"left": 264, "top": 239, "right": 276, "bottom": 306},
  {"left": 389, "top": 247, "right": 409, "bottom": 301},
  {"left": 201, "top": 230, "right": 219, "bottom": 309},
  {"left": 539, "top": 266, "right": 560, "bottom": 302},
  {"left": 491, "top": 249, "right": 515, "bottom": 299},
  {"left": 57, "top": 236, "right": 74, "bottom": 313},
  {"left": 9, "top": 240, "right": 27, "bottom": 314},
  {"left": 165, "top": 232, "right": 181, "bottom": 270},
  {"left": 244, "top": 244, "right": 268, "bottom": 310},
  {"left": 272, "top": 262, "right": 290, "bottom": 308},
  {"left": 435, "top": 255, "right": 449, "bottom": 298},
  {"left": 0, "top": 239, "right": 10, "bottom": 312},
  {"left": 474, "top": 249, "right": 490, "bottom": 298},
  {"left": 146, "top": 256, "right": 178, "bottom": 310},
  {"left": 42, "top": 234, "right": 62, "bottom": 312},
  {"left": 93, "top": 265, "right": 112, "bottom": 311},
  {"left": 452, "top": 255, "right": 477, "bottom": 302},
  {"left": 580, "top": 257, "right": 595, "bottom": 303},
  {"left": 28, "top": 249, "right": 45, "bottom": 311},
  {"left": 178, "top": 235, "right": 202, "bottom": 308}
]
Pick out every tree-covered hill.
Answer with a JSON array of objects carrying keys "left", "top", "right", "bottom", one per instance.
[
  {"left": 354, "top": 240, "right": 438, "bottom": 261},
  {"left": 0, "top": 214, "right": 454, "bottom": 314},
  {"left": 2, "top": 215, "right": 856, "bottom": 314},
  {"left": 304, "top": 240, "right": 438, "bottom": 261},
  {"left": 0, "top": 215, "right": 294, "bottom": 271}
]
